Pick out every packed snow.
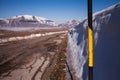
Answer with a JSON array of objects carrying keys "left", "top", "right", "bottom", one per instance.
[{"left": 67, "top": 2, "right": 120, "bottom": 80}]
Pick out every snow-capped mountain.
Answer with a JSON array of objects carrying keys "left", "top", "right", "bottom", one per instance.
[
  {"left": 66, "top": 2, "right": 120, "bottom": 80},
  {"left": 0, "top": 15, "right": 58, "bottom": 28},
  {"left": 0, "top": 15, "right": 81, "bottom": 31},
  {"left": 58, "top": 19, "right": 82, "bottom": 28}
]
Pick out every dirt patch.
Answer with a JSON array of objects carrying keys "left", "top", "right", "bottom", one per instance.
[
  {"left": 41, "top": 34, "right": 67, "bottom": 80},
  {"left": 0, "top": 28, "right": 68, "bottom": 39},
  {"left": 0, "top": 31, "right": 68, "bottom": 80}
]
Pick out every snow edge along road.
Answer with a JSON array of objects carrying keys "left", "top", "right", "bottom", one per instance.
[{"left": 0, "top": 31, "right": 68, "bottom": 43}]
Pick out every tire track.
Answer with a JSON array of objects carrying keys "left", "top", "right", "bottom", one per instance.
[{"left": 31, "top": 56, "right": 48, "bottom": 80}]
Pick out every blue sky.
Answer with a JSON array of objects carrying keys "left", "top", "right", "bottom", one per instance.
[{"left": 0, "top": 0, "right": 120, "bottom": 23}]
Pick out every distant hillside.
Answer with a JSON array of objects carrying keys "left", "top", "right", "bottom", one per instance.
[{"left": 0, "top": 15, "right": 81, "bottom": 31}]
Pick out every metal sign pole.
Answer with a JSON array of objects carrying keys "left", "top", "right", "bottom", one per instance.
[{"left": 88, "top": 0, "right": 93, "bottom": 80}]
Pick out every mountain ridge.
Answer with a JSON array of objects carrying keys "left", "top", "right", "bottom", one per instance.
[{"left": 0, "top": 15, "right": 81, "bottom": 31}]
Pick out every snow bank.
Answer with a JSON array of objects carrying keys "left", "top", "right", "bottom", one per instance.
[
  {"left": 67, "top": 2, "right": 120, "bottom": 80},
  {"left": 0, "top": 31, "right": 67, "bottom": 43}
]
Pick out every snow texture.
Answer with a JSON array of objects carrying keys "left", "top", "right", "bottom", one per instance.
[{"left": 67, "top": 2, "right": 120, "bottom": 80}]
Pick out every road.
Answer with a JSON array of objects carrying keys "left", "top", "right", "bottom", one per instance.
[{"left": 0, "top": 32, "right": 67, "bottom": 80}]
